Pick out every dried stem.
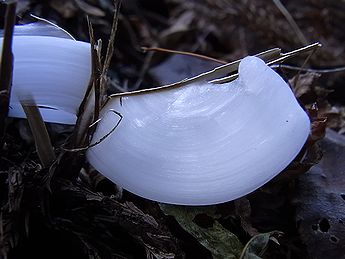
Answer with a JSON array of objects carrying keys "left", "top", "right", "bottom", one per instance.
[
  {"left": 272, "top": 0, "right": 308, "bottom": 45},
  {"left": 108, "top": 48, "right": 281, "bottom": 98},
  {"left": 271, "top": 64, "right": 345, "bottom": 73},
  {"left": 101, "top": 0, "right": 121, "bottom": 85},
  {"left": 211, "top": 42, "right": 321, "bottom": 84},
  {"left": 0, "top": 1, "right": 16, "bottom": 145},
  {"left": 142, "top": 46, "right": 228, "bottom": 64}
]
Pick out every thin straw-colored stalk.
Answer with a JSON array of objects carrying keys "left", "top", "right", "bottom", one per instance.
[
  {"left": 108, "top": 48, "right": 281, "bottom": 99},
  {"left": 68, "top": 17, "right": 99, "bottom": 148},
  {"left": 142, "top": 46, "right": 228, "bottom": 64},
  {"left": 108, "top": 43, "right": 320, "bottom": 96},
  {"left": 270, "top": 64, "right": 345, "bottom": 73},
  {"left": 211, "top": 42, "right": 321, "bottom": 84},
  {"left": 272, "top": 0, "right": 308, "bottom": 45},
  {"left": 68, "top": 1, "right": 121, "bottom": 149}
]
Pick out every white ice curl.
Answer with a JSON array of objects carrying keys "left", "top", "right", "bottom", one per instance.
[{"left": 87, "top": 56, "right": 310, "bottom": 205}]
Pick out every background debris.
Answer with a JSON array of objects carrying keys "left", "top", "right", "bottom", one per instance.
[
  {"left": 1, "top": 0, "right": 345, "bottom": 258},
  {"left": 295, "top": 129, "right": 345, "bottom": 259},
  {"left": 160, "top": 204, "right": 243, "bottom": 259}
]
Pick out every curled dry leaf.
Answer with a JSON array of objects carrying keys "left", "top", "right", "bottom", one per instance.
[
  {"left": 239, "top": 231, "right": 283, "bottom": 259},
  {"left": 289, "top": 72, "right": 321, "bottom": 99},
  {"left": 289, "top": 71, "right": 345, "bottom": 134}
]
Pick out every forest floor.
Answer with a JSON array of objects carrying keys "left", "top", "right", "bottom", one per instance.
[{"left": 1, "top": 1, "right": 345, "bottom": 258}]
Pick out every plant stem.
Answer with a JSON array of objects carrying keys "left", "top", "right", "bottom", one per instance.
[{"left": 0, "top": 1, "right": 16, "bottom": 145}]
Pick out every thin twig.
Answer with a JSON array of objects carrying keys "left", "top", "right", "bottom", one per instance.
[
  {"left": 267, "top": 42, "right": 321, "bottom": 66},
  {"left": 90, "top": 21, "right": 101, "bottom": 129},
  {"left": 108, "top": 48, "right": 281, "bottom": 98},
  {"left": 102, "top": 0, "right": 121, "bottom": 80},
  {"left": 133, "top": 44, "right": 157, "bottom": 90},
  {"left": 0, "top": 1, "right": 16, "bottom": 145},
  {"left": 272, "top": 64, "right": 345, "bottom": 73},
  {"left": 142, "top": 46, "right": 228, "bottom": 64},
  {"left": 70, "top": 16, "right": 99, "bottom": 148},
  {"left": 63, "top": 110, "right": 123, "bottom": 152},
  {"left": 292, "top": 47, "right": 318, "bottom": 89},
  {"left": 210, "top": 42, "right": 321, "bottom": 84},
  {"left": 67, "top": 1, "right": 121, "bottom": 150},
  {"left": 272, "top": 0, "right": 308, "bottom": 45},
  {"left": 90, "top": 0, "right": 121, "bottom": 139}
]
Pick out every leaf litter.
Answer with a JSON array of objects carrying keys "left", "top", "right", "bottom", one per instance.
[{"left": 1, "top": 0, "right": 345, "bottom": 258}]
